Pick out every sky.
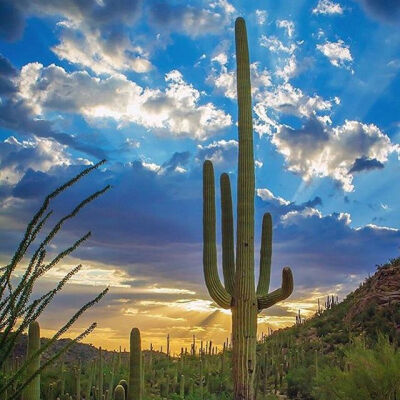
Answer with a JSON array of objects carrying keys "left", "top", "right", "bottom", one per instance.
[{"left": 1, "top": 0, "right": 400, "bottom": 353}]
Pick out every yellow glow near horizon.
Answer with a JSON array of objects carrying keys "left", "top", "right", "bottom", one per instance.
[{"left": 13, "top": 256, "right": 357, "bottom": 354}]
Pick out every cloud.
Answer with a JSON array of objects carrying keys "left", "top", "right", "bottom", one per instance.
[
  {"left": 0, "top": 55, "right": 106, "bottom": 159},
  {"left": 18, "top": 63, "right": 232, "bottom": 140},
  {"left": 196, "top": 139, "right": 238, "bottom": 168},
  {"left": 53, "top": 23, "right": 153, "bottom": 75},
  {"left": 348, "top": 156, "right": 384, "bottom": 173},
  {"left": 0, "top": 0, "right": 141, "bottom": 37},
  {"left": 256, "top": 190, "right": 400, "bottom": 287},
  {"left": 312, "top": 0, "right": 344, "bottom": 15},
  {"left": 0, "top": 0, "right": 149, "bottom": 75},
  {"left": 275, "top": 55, "right": 298, "bottom": 82},
  {"left": 355, "top": 0, "right": 400, "bottom": 24},
  {"left": 271, "top": 118, "right": 399, "bottom": 191},
  {"left": 317, "top": 40, "right": 353, "bottom": 70},
  {"left": 255, "top": 9, "right": 267, "bottom": 25},
  {"left": 260, "top": 35, "right": 297, "bottom": 54},
  {"left": 160, "top": 151, "right": 191, "bottom": 174},
  {"left": 2, "top": 153, "right": 400, "bottom": 345},
  {"left": 0, "top": 135, "right": 72, "bottom": 186},
  {"left": 256, "top": 188, "right": 322, "bottom": 219},
  {"left": 0, "top": 54, "right": 17, "bottom": 95},
  {"left": 257, "top": 188, "right": 291, "bottom": 206},
  {"left": 253, "top": 83, "right": 334, "bottom": 135},
  {"left": 277, "top": 20, "right": 295, "bottom": 38},
  {"left": 147, "top": 1, "right": 235, "bottom": 38}
]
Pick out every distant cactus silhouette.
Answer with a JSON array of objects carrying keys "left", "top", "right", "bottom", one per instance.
[{"left": 202, "top": 17, "right": 294, "bottom": 400}]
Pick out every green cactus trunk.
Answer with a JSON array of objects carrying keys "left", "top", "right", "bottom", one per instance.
[
  {"left": 202, "top": 17, "right": 294, "bottom": 400},
  {"left": 128, "top": 328, "right": 142, "bottom": 400},
  {"left": 22, "top": 321, "right": 40, "bottom": 400}
]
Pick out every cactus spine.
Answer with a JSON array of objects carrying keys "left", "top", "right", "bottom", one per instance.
[
  {"left": 129, "top": 328, "right": 142, "bottom": 400},
  {"left": 202, "top": 17, "right": 294, "bottom": 400},
  {"left": 22, "top": 321, "right": 40, "bottom": 400}
]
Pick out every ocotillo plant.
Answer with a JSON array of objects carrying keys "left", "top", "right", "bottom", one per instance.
[
  {"left": 22, "top": 321, "right": 41, "bottom": 400},
  {"left": 202, "top": 17, "right": 294, "bottom": 400},
  {"left": 129, "top": 328, "right": 142, "bottom": 400},
  {"left": 0, "top": 160, "right": 109, "bottom": 399}
]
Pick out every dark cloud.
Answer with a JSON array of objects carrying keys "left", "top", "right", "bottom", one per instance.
[
  {"left": 12, "top": 169, "right": 58, "bottom": 198},
  {"left": 0, "top": 98, "right": 106, "bottom": 159},
  {"left": 256, "top": 190, "right": 323, "bottom": 221},
  {"left": 257, "top": 194, "right": 400, "bottom": 287},
  {"left": 0, "top": 0, "right": 141, "bottom": 42},
  {"left": 161, "top": 151, "right": 191, "bottom": 174},
  {"left": 272, "top": 118, "right": 395, "bottom": 191},
  {"left": 1, "top": 149, "right": 399, "bottom": 299},
  {"left": 356, "top": 0, "right": 400, "bottom": 24},
  {"left": 147, "top": 1, "right": 232, "bottom": 38},
  {"left": 196, "top": 140, "right": 238, "bottom": 168},
  {"left": 303, "top": 196, "right": 323, "bottom": 208},
  {"left": 349, "top": 156, "right": 384, "bottom": 173},
  {"left": 0, "top": 54, "right": 106, "bottom": 159},
  {"left": 0, "top": 54, "right": 17, "bottom": 94}
]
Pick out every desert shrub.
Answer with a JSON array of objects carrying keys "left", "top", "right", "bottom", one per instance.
[
  {"left": 286, "top": 365, "right": 315, "bottom": 399},
  {"left": 313, "top": 335, "right": 400, "bottom": 400}
]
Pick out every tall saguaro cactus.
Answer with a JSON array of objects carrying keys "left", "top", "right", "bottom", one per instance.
[
  {"left": 203, "top": 17, "right": 294, "bottom": 400},
  {"left": 22, "top": 321, "right": 41, "bottom": 400},
  {"left": 128, "top": 328, "right": 142, "bottom": 400}
]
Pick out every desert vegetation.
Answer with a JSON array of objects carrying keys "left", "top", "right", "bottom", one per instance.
[{"left": 1, "top": 15, "right": 400, "bottom": 400}]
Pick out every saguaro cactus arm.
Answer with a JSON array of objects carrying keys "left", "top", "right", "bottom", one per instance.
[
  {"left": 257, "top": 267, "right": 293, "bottom": 311},
  {"left": 220, "top": 173, "right": 235, "bottom": 296},
  {"left": 203, "top": 161, "right": 232, "bottom": 309},
  {"left": 256, "top": 213, "right": 272, "bottom": 296}
]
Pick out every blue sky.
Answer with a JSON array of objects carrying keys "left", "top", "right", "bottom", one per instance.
[{"left": 1, "top": 0, "right": 400, "bottom": 350}]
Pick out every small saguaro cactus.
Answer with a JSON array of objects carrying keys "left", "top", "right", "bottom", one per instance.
[
  {"left": 179, "top": 374, "right": 185, "bottom": 399},
  {"left": 114, "top": 384, "right": 125, "bottom": 400},
  {"left": 119, "top": 380, "right": 128, "bottom": 396},
  {"left": 202, "top": 17, "right": 294, "bottom": 400},
  {"left": 22, "top": 321, "right": 41, "bottom": 400},
  {"left": 99, "top": 347, "right": 103, "bottom": 397},
  {"left": 75, "top": 361, "right": 81, "bottom": 400},
  {"left": 129, "top": 328, "right": 142, "bottom": 400}
]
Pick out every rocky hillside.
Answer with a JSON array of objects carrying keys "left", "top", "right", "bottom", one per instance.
[{"left": 286, "top": 256, "right": 400, "bottom": 352}]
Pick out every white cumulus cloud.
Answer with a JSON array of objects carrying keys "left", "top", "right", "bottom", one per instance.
[
  {"left": 313, "top": 0, "right": 344, "bottom": 15},
  {"left": 18, "top": 63, "right": 232, "bottom": 141},
  {"left": 317, "top": 40, "right": 353, "bottom": 70},
  {"left": 272, "top": 119, "right": 399, "bottom": 191},
  {"left": 255, "top": 9, "right": 268, "bottom": 25}
]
